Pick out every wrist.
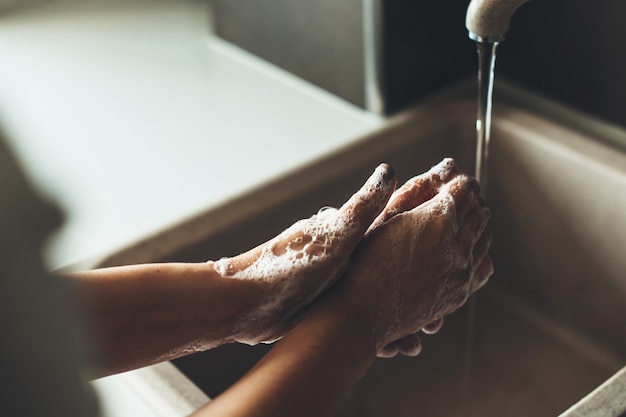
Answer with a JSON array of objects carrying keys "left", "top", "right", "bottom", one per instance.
[
  {"left": 282, "top": 296, "right": 377, "bottom": 388},
  {"left": 192, "top": 262, "right": 268, "bottom": 339},
  {"left": 326, "top": 269, "right": 395, "bottom": 351},
  {"left": 310, "top": 282, "right": 380, "bottom": 361}
]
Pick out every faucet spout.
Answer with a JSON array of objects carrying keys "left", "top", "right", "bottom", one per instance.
[{"left": 465, "top": 0, "right": 530, "bottom": 43}]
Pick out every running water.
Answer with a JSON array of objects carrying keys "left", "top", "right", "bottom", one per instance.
[
  {"left": 463, "top": 40, "right": 499, "bottom": 417},
  {"left": 474, "top": 41, "right": 499, "bottom": 197}
]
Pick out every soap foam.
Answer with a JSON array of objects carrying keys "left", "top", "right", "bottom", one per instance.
[
  {"left": 361, "top": 169, "right": 477, "bottom": 348},
  {"left": 213, "top": 163, "right": 396, "bottom": 344}
]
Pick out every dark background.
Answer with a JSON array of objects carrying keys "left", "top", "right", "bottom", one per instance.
[{"left": 211, "top": 0, "right": 626, "bottom": 128}]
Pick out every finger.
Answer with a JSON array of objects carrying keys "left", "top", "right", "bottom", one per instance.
[
  {"left": 471, "top": 256, "right": 494, "bottom": 293},
  {"left": 370, "top": 158, "right": 460, "bottom": 229},
  {"left": 219, "top": 165, "right": 396, "bottom": 275},
  {"left": 269, "top": 164, "right": 396, "bottom": 261},
  {"left": 372, "top": 176, "right": 436, "bottom": 226},
  {"left": 377, "top": 343, "right": 399, "bottom": 358},
  {"left": 458, "top": 202, "right": 491, "bottom": 258},
  {"left": 378, "top": 333, "right": 423, "bottom": 358},
  {"left": 428, "top": 157, "right": 460, "bottom": 183},
  {"left": 338, "top": 163, "right": 397, "bottom": 233},
  {"left": 422, "top": 317, "right": 444, "bottom": 334},
  {"left": 442, "top": 175, "right": 480, "bottom": 223},
  {"left": 472, "top": 227, "right": 492, "bottom": 268},
  {"left": 466, "top": 200, "right": 490, "bottom": 236},
  {"left": 395, "top": 333, "right": 423, "bottom": 357}
]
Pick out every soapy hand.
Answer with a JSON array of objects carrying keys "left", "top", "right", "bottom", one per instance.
[
  {"left": 209, "top": 164, "right": 397, "bottom": 345},
  {"left": 337, "top": 158, "right": 493, "bottom": 358}
]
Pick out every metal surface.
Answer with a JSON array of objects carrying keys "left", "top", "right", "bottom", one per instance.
[{"left": 468, "top": 32, "right": 505, "bottom": 43}]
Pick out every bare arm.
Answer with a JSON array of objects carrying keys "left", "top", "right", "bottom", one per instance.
[
  {"left": 68, "top": 164, "right": 396, "bottom": 378},
  {"left": 191, "top": 286, "right": 378, "bottom": 417},
  {"left": 70, "top": 262, "right": 262, "bottom": 377},
  {"left": 191, "top": 159, "right": 493, "bottom": 417}
]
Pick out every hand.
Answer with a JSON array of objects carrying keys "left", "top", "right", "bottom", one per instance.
[
  {"left": 209, "top": 164, "right": 397, "bottom": 345},
  {"left": 336, "top": 158, "right": 493, "bottom": 357}
]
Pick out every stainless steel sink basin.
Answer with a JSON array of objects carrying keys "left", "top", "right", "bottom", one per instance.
[{"left": 88, "top": 82, "right": 626, "bottom": 416}]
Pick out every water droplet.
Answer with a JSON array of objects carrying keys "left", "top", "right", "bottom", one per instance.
[{"left": 317, "top": 206, "right": 336, "bottom": 216}]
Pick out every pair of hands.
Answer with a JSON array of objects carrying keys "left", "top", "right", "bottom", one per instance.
[{"left": 211, "top": 158, "right": 493, "bottom": 357}]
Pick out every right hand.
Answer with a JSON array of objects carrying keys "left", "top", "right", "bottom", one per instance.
[{"left": 336, "top": 158, "right": 493, "bottom": 357}]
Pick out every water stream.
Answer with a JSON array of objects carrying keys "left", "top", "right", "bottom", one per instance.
[
  {"left": 474, "top": 41, "right": 499, "bottom": 197},
  {"left": 463, "top": 40, "right": 499, "bottom": 416}
]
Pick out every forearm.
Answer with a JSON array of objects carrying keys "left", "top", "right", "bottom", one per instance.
[
  {"left": 68, "top": 262, "right": 262, "bottom": 377},
  {"left": 193, "top": 291, "right": 377, "bottom": 417}
]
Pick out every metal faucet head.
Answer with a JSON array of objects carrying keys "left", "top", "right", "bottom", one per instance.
[{"left": 466, "top": 0, "right": 530, "bottom": 43}]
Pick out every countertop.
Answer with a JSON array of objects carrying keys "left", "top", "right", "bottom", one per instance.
[
  {"left": 0, "top": 0, "right": 383, "bottom": 269},
  {"left": 0, "top": 2, "right": 383, "bottom": 415}
]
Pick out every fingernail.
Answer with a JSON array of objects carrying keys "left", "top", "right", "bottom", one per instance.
[
  {"left": 378, "top": 163, "right": 395, "bottom": 184},
  {"left": 430, "top": 158, "right": 457, "bottom": 180}
]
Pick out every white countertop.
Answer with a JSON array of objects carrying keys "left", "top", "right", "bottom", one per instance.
[
  {"left": 0, "top": 2, "right": 385, "bottom": 416},
  {"left": 0, "top": 0, "right": 383, "bottom": 269}
]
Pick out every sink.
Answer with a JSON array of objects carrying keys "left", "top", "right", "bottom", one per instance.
[{"left": 88, "top": 81, "right": 626, "bottom": 416}]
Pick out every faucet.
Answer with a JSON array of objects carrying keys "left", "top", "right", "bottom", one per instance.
[
  {"left": 464, "top": 0, "right": 530, "bottom": 196},
  {"left": 466, "top": 0, "right": 530, "bottom": 44}
]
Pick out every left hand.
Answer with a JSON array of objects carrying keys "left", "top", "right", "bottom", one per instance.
[{"left": 210, "top": 164, "right": 397, "bottom": 344}]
